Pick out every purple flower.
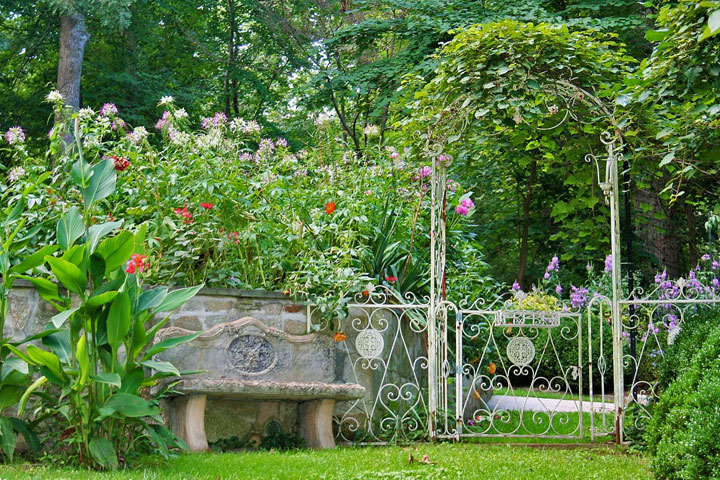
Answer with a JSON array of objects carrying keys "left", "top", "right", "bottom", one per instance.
[
  {"left": 258, "top": 138, "right": 274, "bottom": 152},
  {"left": 556, "top": 284, "right": 563, "bottom": 295},
  {"left": 461, "top": 198, "right": 475, "bottom": 209},
  {"left": 4, "top": 126, "right": 25, "bottom": 145},
  {"left": 512, "top": 281, "right": 521, "bottom": 291},
  {"left": 99, "top": 103, "right": 118, "bottom": 116},
  {"left": 655, "top": 270, "right": 668, "bottom": 284},
  {"left": 155, "top": 111, "right": 171, "bottom": 130},
  {"left": 604, "top": 254, "right": 613, "bottom": 274},
  {"left": 546, "top": 255, "right": 559, "bottom": 273},
  {"left": 702, "top": 254, "right": 711, "bottom": 261},
  {"left": 713, "top": 278, "right": 719, "bottom": 289},
  {"left": 418, "top": 166, "right": 432, "bottom": 179},
  {"left": 275, "top": 137, "right": 288, "bottom": 148},
  {"left": 543, "top": 272, "right": 551, "bottom": 280},
  {"left": 713, "top": 261, "right": 719, "bottom": 271},
  {"left": 570, "top": 285, "right": 589, "bottom": 309}
]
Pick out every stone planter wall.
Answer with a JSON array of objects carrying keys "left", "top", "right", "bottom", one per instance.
[{"left": 4, "top": 282, "right": 428, "bottom": 446}]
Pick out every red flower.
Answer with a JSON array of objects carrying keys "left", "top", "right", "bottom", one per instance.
[
  {"left": 201, "top": 202, "right": 214, "bottom": 209},
  {"left": 333, "top": 332, "right": 347, "bottom": 342},
  {"left": 228, "top": 231, "right": 240, "bottom": 244},
  {"left": 385, "top": 275, "right": 398, "bottom": 282},
  {"left": 125, "top": 253, "right": 149, "bottom": 274},
  {"left": 174, "top": 207, "right": 193, "bottom": 224},
  {"left": 325, "top": 202, "right": 336, "bottom": 214},
  {"left": 111, "top": 155, "right": 130, "bottom": 171},
  {"left": 362, "top": 290, "right": 370, "bottom": 297}
]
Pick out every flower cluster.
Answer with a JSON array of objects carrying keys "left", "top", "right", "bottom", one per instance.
[
  {"left": 569, "top": 285, "right": 589, "bottom": 309},
  {"left": 111, "top": 155, "right": 130, "bottom": 171},
  {"left": 126, "top": 126, "right": 149, "bottom": 144},
  {"left": 174, "top": 207, "right": 193, "bottom": 224},
  {"left": 8, "top": 166, "right": 25, "bottom": 182},
  {"left": 604, "top": 254, "right": 613, "bottom": 274},
  {"left": 4, "top": 126, "right": 25, "bottom": 145},
  {"left": 45, "top": 90, "right": 64, "bottom": 103},
  {"left": 201, "top": 112, "right": 228, "bottom": 129},
  {"left": 155, "top": 111, "right": 172, "bottom": 130},
  {"left": 544, "top": 255, "right": 559, "bottom": 280},
  {"left": 125, "top": 253, "right": 149, "bottom": 274},
  {"left": 456, "top": 197, "right": 475, "bottom": 216},
  {"left": 100, "top": 103, "right": 118, "bottom": 117}
]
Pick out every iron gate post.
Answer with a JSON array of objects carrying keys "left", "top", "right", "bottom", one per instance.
[{"left": 606, "top": 135, "right": 625, "bottom": 443}]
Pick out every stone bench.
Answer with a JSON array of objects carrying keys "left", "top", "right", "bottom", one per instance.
[{"left": 155, "top": 317, "right": 365, "bottom": 450}]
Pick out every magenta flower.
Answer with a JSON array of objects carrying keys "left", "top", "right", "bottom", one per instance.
[
  {"left": 456, "top": 204, "right": 469, "bottom": 216},
  {"left": 512, "top": 281, "right": 521, "bottom": 291},
  {"left": 604, "top": 254, "right": 613, "bottom": 274},
  {"left": 556, "top": 284, "right": 563, "bottom": 295},
  {"left": 418, "top": 166, "right": 432, "bottom": 179}
]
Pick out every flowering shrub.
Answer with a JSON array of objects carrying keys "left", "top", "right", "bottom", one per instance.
[{"left": 2, "top": 95, "right": 489, "bottom": 326}]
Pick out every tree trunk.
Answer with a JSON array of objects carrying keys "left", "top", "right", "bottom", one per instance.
[
  {"left": 57, "top": 12, "right": 90, "bottom": 110},
  {"left": 518, "top": 159, "right": 537, "bottom": 288},
  {"left": 224, "top": 0, "right": 236, "bottom": 116}
]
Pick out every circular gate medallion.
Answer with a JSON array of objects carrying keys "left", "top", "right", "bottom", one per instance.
[
  {"left": 227, "top": 335, "right": 276, "bottom": 374},
  {"left": 506, "top": 336, "right": 535, "bottom": 366},
  {"left": 355, "top": 329, "right": 384, "bottom": 359}
]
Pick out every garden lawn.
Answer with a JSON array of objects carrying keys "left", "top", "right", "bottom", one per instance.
[{"left": 0, "top": 444, "right": 650, "bottom": 480}]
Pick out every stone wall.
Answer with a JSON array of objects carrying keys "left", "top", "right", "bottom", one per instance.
[{"left": 5, "top": 282, "right": 427, "bottom": 446}]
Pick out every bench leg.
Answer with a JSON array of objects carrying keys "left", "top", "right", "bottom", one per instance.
[
  {"left": 168, "top": 394, "right": 209, "bottom": 452},
  {"left": 298, "top": 399, "right": 336, "bottom": 449}
]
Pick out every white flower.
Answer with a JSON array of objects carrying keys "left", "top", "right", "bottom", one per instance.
[
  {"left": 78, "top": 107, "right": 95, "bottom": 121},
  {"left": 173, "top": 108, "right": 188, "bottom": 120},
  {"left": 7, "top": 166, "right": 25, "bottom": 182},
  {"left": 363, "top": 124, "right": 379, "bottom": 136},
  {"left": 159, "top": 96, "right": 174, "bottom": 106},
  {"left": 45, "top": 90, "right": 64, "bottom": 103},
  {"left": 126, "top": 126, "right": 149, "bottom": 144}
]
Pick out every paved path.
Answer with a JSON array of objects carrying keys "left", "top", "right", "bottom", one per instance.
[{"left": 487, "top": 395, "right": 614, "bottom": 413}]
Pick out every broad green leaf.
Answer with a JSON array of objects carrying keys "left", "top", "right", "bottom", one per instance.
[
  {"left": 143, "top": 332, "right": 202, "bottom": 361},
  {"left": 709, "top": 9, "right": 720, "bottom": 35},
  {"left": 107, "top": 292, "right": 131, "bottom": 351},
  {"left": 50, "top": 307, "right": 79, "bottom": 328},
  {"left": 42, "top": 330, "right": 71, "bottom": 364},
  {"left": 83, "top": 159, "right": 116, "bottom": 210},
  {"left": 89, "top": 437, "right": 118, "bottom": 470},
  {"left": 3, "top": 197, "right": 25, "bottom": 226},
  {"left": 25, "top": 345, "right": 62, "bottom": 380},
  {"left": 56, "top": 207, "right": 84, "bottom": 251},
  {"left": 0, "top": 417, "right": 16, "bottom": 461},
  {"left": 103, "top": 393, "right": 160, "bottom": 417},
  {"left": 9, "top": 245, "right": 60, "bottom": 275},
  {"left": 88, "top": 221, "right": 122, "bottom": 254},
  {"left": 8, "top": 419, "right": 38, "bottom": 455},
  {"left": 87, "top": 290, "right": 119, "bottom": 307},
  {"left": 96, "top": 231, "right": 135, "bottom": 274},
  {"left": 0, "top": 386, "right": 23, "bottom": 410},
  {"left": 0, "top": 357, "right": 28, "bottom": 380},
  {"left": 137, "top": 287, "right": 168, "bottom": 313},
  {"left": 90, "top": 372, "right": 122, "bottom": 388},
  {"left": 45, "top": 256, "right": 87, "bottom": 295},
  {"left": 120, "top": 368, "right": 145, "bottom": 394},
  {"left": 61, "top": 244, "right": 86, "bottom": 267},
  {"left": 71, "top": 158, "right": 93, "bottom": 188},
  {"left": 141, "top": 360, "right": 180, "bottom": 376},
  {"left": 154, "top": 285, "right": 203, "bottom": 313}
]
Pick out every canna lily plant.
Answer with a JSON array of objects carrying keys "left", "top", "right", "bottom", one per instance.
[{"left": 6, "top": 119, "right": 203, "bottom": 469}]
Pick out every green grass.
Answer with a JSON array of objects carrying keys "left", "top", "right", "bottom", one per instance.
[
  {"left": 0, "top": 444, "right": 650, "bottom": 479},
  {"left": 500, "top": 386, "right": 614, "bottom": 403},
  {"left": 460, "top": 411, "right": 615, "bottom": 443}
]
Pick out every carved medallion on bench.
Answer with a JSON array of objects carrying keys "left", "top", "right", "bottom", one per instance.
[{"left": 154, "top": 317, "right": 365, "bottom": 450}]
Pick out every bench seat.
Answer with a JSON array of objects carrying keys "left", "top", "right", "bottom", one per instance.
[{"left": 165, "top": 378, "right": 365, "bottom": 451}]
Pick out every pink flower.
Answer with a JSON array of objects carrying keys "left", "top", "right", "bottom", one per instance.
[
  {"left": 460, "top": 198, "right": 474, "bottom": 209},
  {"left": 456, "top": 204, "right": 470, "bottom": 216},
  {"left": 125, "top": 253, "right": 148, "bottom": 274},
  {"left": 100, "top": 103, "right": 118, "bottom": 117},
  {"left": 418, "top": 166, "right": 432, "bottom": 179},
  {"left": 390, "top": 151, "right": 400, "bottom": 160},
  {"left": 201, "top": 202, "right": 214, "bottom": 209}
]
